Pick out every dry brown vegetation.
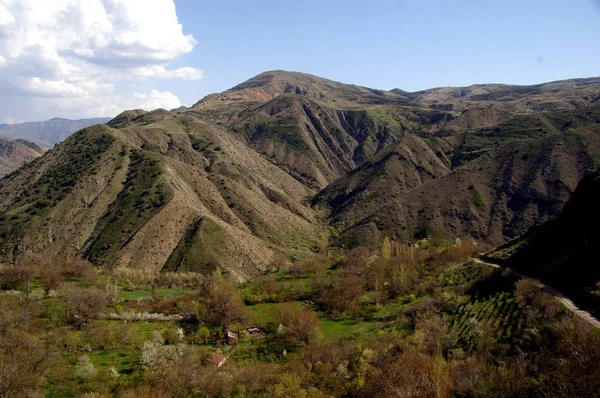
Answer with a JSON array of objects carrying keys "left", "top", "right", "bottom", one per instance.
[{"left": 0, "top": 238, "right": 599, "bottom": 396}]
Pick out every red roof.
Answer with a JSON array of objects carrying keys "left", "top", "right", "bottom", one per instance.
[{"left": 208, "top": 352, "right": 227, "bottom": 367}]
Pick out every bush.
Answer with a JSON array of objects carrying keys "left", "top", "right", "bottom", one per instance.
[
  {"left": 271, "top": 303, "right": 321, "bottom": 346},
  {"left": 63, "top": 285, "right": 107, "bottom": 328},
  {"left": 0, "top": 265, "right": 35, "bottom": 292}
]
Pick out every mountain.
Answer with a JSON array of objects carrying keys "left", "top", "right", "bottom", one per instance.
[
  {"left": 0, "top": 117, "right": 111, "bottom": 146},
  {"left": 1, "top": 70, "right": 600, "bottom": 277},
  {"left": 0, "top": 138, "right": 46, "bottom": 177},
  {"left": 0, "top": 109, "right": 325, "bottom": 280},
  {"left": 394, "top": 77, "right": 600, "bottom": 113},
  {"left": 191, "top": 71, "right": 448, "bottom": 188},
  {"left": 313, "top": 104, "right": 600, "bottom": 246},
  {"left": 484, "top": 170, "right": 600, "bottom": 315}
]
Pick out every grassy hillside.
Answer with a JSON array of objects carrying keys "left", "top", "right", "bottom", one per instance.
[
  {"left": 0, "top": 109, "right": 326, "bottom": 278},
  {"left": 84, "top": 149, "right": 173, "bottom": 267},
  {"left": 0, "top": 126, "right": 116, "bottom": 263}
]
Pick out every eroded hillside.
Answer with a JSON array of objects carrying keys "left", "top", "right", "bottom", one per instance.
[
  {"left": 1, "top": 70, "right": 600, "bottom": 275},
  {"left": 0, "top": 138, "right": 46, "bottom": 177},
  {"left": 0, "top": 111, "right": 326, "bottom": 280}
]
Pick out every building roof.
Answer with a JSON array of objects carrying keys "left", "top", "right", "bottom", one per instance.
[{"left": 208, "top": 352, "right": 227, "bottom": 367}]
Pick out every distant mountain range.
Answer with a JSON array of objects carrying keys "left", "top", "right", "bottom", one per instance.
[
  {"left": 1, "top": 70, "right": 599, "bottom": 281},
  {"left": 0, "top": 117, "right": 111, "bottom": 146}
]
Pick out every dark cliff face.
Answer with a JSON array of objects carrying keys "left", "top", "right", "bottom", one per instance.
[{"left": 487, "top": 170, "right": 600, "bottom": 316}]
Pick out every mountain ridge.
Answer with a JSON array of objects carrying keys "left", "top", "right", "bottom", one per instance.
[
  {"left": 0, "top": 117, "right": 112, "bottom": 145},
  {"left": 1, "top": 70, "right": 600, "bottom": 278}
]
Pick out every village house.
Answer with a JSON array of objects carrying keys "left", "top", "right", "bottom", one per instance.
[{"left": 207, "top": 352, "right": 227, "bottom": 368}]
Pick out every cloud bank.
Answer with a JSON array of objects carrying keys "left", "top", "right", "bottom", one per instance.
[{"left": 0, "top": 0, "right": 203, "bottom": 122}]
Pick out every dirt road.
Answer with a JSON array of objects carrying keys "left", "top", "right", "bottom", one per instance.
[{"left": 473, "top": 258, "right": 600, "bottom": 328}]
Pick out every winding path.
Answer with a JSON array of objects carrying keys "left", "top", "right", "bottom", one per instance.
[{"left": 472, "top": 258, "right": 600, "bottom": 328}]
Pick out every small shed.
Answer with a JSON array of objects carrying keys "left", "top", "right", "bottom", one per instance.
[
  {"left": 226, "top": 331, "right": 238, "bottom": 345},
  {"left": 207, "top": 352, "right": 227, "bottom": 368},
  {"left": 247, "top": 326, "right": 264, "bottom": 335}
]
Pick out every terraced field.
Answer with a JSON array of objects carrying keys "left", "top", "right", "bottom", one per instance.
[{"left": 453, "top": 292, "right": 524, "bottom": 350}]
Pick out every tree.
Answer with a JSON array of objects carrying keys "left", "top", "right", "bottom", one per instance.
[
  {"left": 63, "top": 285, "right": 107, "bottom": 328},
  {"left": 0, "top": 296, "right": 31, "bottom": 334},
  {"left": 313, "top": 274, "right": 364, "bottom": 316},
  {"left": 382, "top": 236, "right": 392, "bottom": 264},
  {"left": 272, "top": 303, "right": 321, "bottom": 345},
  {"left": 41, "top": 269, "right": 62, "bottom": 295},
  {"left": 0, "top": 329, "right": 55, "bottom": 397},
  {"left": 198, "top": 269, "right": 249, "bottom": 332},
  {"left": 0, "top": 265, "right": 36, "bottom": 294}
]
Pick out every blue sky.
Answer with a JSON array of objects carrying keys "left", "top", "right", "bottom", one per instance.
[
  {"left": 168, "top": 0, "right": 600, "bottom": 105},
  {"left": 1, "top": 0, "right": 599, "bottom": 122}
]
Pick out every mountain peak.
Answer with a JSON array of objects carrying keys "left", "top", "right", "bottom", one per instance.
[
  {"left": 192, "top": 70, "right": 409, "bottom": 110},
  {"left": 231, "top": 70, "right": 335, "bottom": 90}
]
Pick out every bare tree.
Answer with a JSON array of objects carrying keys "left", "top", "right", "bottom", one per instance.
[
  {"left": 272, "top": 303, "right": 321, "bottom": 345},
  {"left": 63, "top": 285, "right": 107, "bottom": 328},
  {"left": 313, "top": 274, "right": 364, "bottom": 316},
  {"left": 197, "top": 269, "right": 249, "bottom": 332}
]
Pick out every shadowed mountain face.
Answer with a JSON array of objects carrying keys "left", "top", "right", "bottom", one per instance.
[
  {"left": 1, "top": 70, "right": 600, "bottom": 277},
  {"left": 485, "top": 170, "right": 600, "bottom": 316},
  {"left": 0, "top": 117, "right": 111, "bottom": 145}
]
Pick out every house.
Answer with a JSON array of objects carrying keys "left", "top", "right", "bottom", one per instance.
[
  {"left": 207, "top": 352, "right": 227, "bottom": 368},
  {"left": 223, "top": 326, "right": 266, "bottom": 345},
  {"left": 226, "top": 331, "right": 238, "bottom": 345}
]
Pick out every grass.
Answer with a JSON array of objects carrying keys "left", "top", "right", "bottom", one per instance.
[
  {"left": 84, "top": 149, "right": 173, "bottom": 266},
  {"left": 162, "top": 217, "right": 225, "bottom": 274},
  {"left": 87, "top": 349, "right": 138, "bottom": 374},
  {"left": 469, "top": 186, "right": 485, "bottom": 208},
  {"left": 370, "top": 300, "right": 406, "bottom": 320},
  {"left": 119, "top": 287, "right": 194, "bottom": 301},
  {"left": 247, "top": 302, "right": 280, "bottom": 323},
  {"left": 319, "top": 319, "right": 378, "bottom": 341},
  {"left": 247, "top": 302, "right": 380, "bottom": 341},
  {"left": 162, "top": 217, "right": 202, "bottom": 272},
  {"left": 0, "top": 126, "right": 116, "bottom": 262}
]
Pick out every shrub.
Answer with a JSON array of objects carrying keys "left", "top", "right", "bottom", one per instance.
[
  {"left": 63, "top": 285, "right": 107, "bottom": 328},
  {"left": 271, "top": 303, "right": 321, "bottom": 346}
]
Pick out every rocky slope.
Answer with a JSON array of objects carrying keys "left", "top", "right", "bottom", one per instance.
[
  {"left": 314, "top": 104, "right": 600, "bottom": 246},
  {"left": 1, "top": 70, "right": 600, "bottom": 277},
  {"left": 396, "top": 77, "right": 600, "bottom": 113},
  {"left": 0, "top": 138, "right": 46, "bottom": 177}
]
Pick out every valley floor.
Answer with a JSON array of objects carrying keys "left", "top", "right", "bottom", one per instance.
[{"left": 1, "top": 240, "right": 599, "bottom": 397}]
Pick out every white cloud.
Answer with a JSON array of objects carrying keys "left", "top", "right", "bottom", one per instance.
[
  {"left": 133, "top": 89, "right": 181, "bottom": 110},
  {"left": 0, "top": 0, "right": 203, "bottom": 121}
]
